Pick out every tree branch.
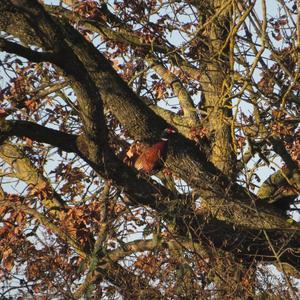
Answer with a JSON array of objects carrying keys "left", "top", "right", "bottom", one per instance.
[
  {"left": 257, "top": 168, "right": 300, "bottom": 206},
  {"left": 0, "top": 199, "right": 86, "bottom": 257},
  {"left": 0, "top": 142, "right": 66, "bottom": 210},
  {"left": 146, "top": 56, "right": 199, "bottom": 126},
  {"left": 0, "top": 37, "right": 55, "bottom": 62},
  {"left": 0, "top": 119, "right": 78, "bottom": 152}
]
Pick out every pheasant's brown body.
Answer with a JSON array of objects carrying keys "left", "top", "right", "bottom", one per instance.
[{"left": 134, "top": 141, "right": 167, "bottom": 173}]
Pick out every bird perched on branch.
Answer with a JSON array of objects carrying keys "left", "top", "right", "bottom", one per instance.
[{"left": 133, "top": 128, "right": 176, "bottom": 173}]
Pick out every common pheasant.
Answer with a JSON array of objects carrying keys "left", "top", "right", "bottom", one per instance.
[{"left": 134, "top": 128, "right": 176, "bottom": 173}]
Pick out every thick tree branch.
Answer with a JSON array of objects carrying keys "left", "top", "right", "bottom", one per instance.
[
  {"left": 0, "top": 37, "right": 55, "bottom": 62},
  {"left": 0, "top": 142, "right": 66, "bottom": 210},
  {"left": 146, "top": 56, "right": 199, "bottom": 126},
  {"left": 0, "top": 119, "right": 77, "bottom": 152},
  {"left": 149, "top": 104, "right": 192, "bottom": 137},
  {"left": 257, "top": 168, "right": 300, "bottom": 205}
]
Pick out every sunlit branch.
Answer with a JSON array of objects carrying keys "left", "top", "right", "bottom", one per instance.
[
  {"left": 0, "top": 143, "right": 66, "bottom": 210},
  {"left": 0, "top": 200, "right": 87, "bottom": 257},
  {"left": 146, "top": 56, "right": 199, "bottom": 126}
]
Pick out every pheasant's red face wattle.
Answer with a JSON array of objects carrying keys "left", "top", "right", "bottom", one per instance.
[{"left": 165, "top": 128, "right": 176, "bottom": 134}]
